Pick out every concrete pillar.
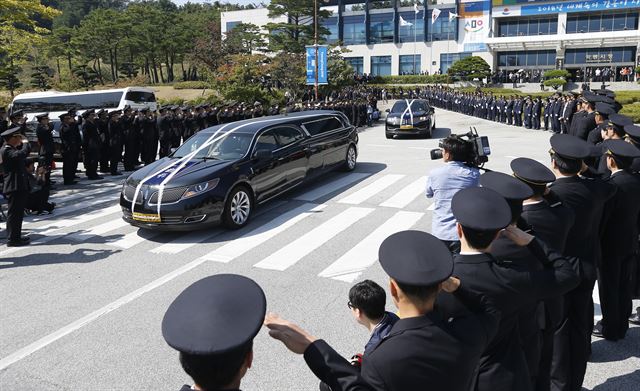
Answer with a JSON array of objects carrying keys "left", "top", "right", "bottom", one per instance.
[
  {"left": 365, "top": 0, "right": 371, "bottom": 45},
  {"left": 558, "top": 12, "right": 567, "bottom": 35},
  {"left": 392, "top": 0, "right": 399, "bottom": 44}
]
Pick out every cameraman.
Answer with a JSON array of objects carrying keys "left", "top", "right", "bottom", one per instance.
[{"left": 426, "top": 135, "right": 480, "bottom": 254}]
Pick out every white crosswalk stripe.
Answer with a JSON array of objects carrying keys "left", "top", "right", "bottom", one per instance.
[
  {"left": 338, "top": 174, "right": 404, "bottom": 205},
  {"left": 28, "top": 194, "right": 119, "bottom": 223},
  {"left": 253, "top": 206, "right": 374, "bottom": 271},
  {"left": 293, "top": 173, "right": 370, "bottom": 201},
  {"left": 107, "top": 229, "right": 164, "bottom": 249},
  {"left": 318, "top": 211, "right": 424, "bottom": 282},
  {"left": 67, "top": 218, "right": 129, "bottom": 242},
  {"left": 379, "top": 176, "right": 426, "bottom": 208},
  {"left": 151, "top": 229, "right": 224, "bottom": 254},
  {"left": 201, "top": 203, "right": 327, "bottom": 263},
  {"left": 50, "top": 183, "right": 121, "bottom": 204}
]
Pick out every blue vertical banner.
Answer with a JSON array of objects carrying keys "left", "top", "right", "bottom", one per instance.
[{"left": 306, "top": 45, "right": 329, "bottom": 85}]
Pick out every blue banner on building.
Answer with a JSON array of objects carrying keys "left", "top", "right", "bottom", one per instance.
[
  {"left": 306, "top": 46, "right": 328, "bottom": 85},
  {"left": 521, "top": 0, "right": 640, "bottom": 16}
]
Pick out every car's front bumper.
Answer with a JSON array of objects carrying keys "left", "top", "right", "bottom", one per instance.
[{"left": 386, "top": 120, "right": 432, "bottom": 135}]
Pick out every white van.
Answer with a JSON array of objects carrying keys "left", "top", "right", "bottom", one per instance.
[{"left": 10, "top": 87, "right": 157, "bottom": 122}]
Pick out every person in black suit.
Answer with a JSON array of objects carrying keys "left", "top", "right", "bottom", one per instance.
[
  {"left": 266, "top": 230, "right": 500, "bottom": 391},
  {"left": 0, "top": 107, "right": 7, "bottom": 134},
  {"left": 162, "top": 274, "right": 266, "bottom": 391},
  {"left": 59, "top": 112, "right": 81, "bottom": 185},
  {"left": 157, "top": 106, "right": 172, "bottom": 158},
  {"left": 510, "top": 158, "right": 575, "bottom": 391},
  {"left": 546, "top": 134, "right": 616, "bottom": 391},
  {"left": 593, "top": 140, "right": 640, "bottom": 340},
  {"left": 139, "top": 109, "right": 158, "bottom": 165},
  {"left": 107, "top": 110, "right": 123, "bottom": 176},
  {"left": 626, "top": 125, "right": 640, "bottom": 326},
  {"left": 81, "top": 110, "right": 102, "bottom": 180},
  {"left": 35, "top": 113, "right": 54, "bottom": 186},
  {"left": 436, "top": 187, "right": 579, "bottom": 391},
  {"left": 96, "top": 109, "right": 110, "bottom": 173},
  {"left": 1, "top": 127, "right": 31, "bottom": 246}
]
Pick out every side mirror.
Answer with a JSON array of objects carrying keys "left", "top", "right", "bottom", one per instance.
[
  {"left": 254, "top": 149, "right": 273, "bottom": 160},
  {"left": 385, "top": 109, "right": 390, "bottom": 113}
]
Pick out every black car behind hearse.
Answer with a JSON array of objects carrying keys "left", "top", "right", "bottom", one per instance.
[
  {"left": 385, "top": 99, "right": 436, "bottom": 139},
  {"left": 120, "top": 111, "right": 358, "bottom": 230}
]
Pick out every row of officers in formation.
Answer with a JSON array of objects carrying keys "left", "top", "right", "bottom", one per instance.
[
  {"left": 159, "top": 128, "right": 640, "bottom": 391},
  {"left": 0, "top": 98, "right": 378, "bottom": 187}
]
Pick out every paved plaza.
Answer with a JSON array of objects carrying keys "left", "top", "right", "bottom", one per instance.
[{"left": 1, "top": 109, "right": 638, "bottom": 390}]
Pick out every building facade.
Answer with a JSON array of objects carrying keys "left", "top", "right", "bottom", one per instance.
[{"left": 221, "top": 0, "right": 640, "bottom": 79}]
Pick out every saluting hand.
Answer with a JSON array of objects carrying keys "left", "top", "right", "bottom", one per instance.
[
  {"left": 501, "top": 225, "right": 534, "bottom": 246},
  {"left": 264, "top": 313, "right": 317, "bottom": 355}
]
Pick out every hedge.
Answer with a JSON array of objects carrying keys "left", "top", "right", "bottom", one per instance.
[
  {"left": 619, "top": 102, "right": 640, "bottom": 123},
  {"left": 173, "top": 81, "right": 211, "bottom": 90},
  {"left": 372, "top": 74, "right": 451, "bottom": 84}
]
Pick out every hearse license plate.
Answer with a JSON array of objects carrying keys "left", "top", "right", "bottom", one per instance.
[
  {"left": 400, "top": 125, "right": 413, "bottom": 129},
  {"left": 132, "top": 212, "right": 161, "bottom": 223}
]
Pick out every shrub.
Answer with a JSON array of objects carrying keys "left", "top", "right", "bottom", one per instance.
[
  {"left": 372, "top": 74, "right": 451, "bottom": 84},
  {"left": 544, "top": 78, "right": 567, "bottom": 89},
  {"left": 173, "top": 81, "right": 211, "bottom": 90},
  {"left": 543, "top": 70, "right": 571, "bottom": 80},
  {"left": 619, "top": 102, "right": 640, "bottom": 123}
]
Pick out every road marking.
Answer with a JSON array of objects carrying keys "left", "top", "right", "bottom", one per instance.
[
  {"left": 380, "top": 176, "right": 426, "bottom": 208},
  {"left": 505, "top": 155, "right": 518, "bottom": 159},
  {"left": 338, "top": 174, "right": 404, "bottom": 205},
  {"left": 318, "top": 211, "right": 424, "bottom": 282},
  {"left": 107, "top": 229, "right": 163, "bottom": 249},
  {"left": 253, "top": 207, "right": 373, "bottom": 271},
  {"left": 28, "top": 194, "right": 119, "bottom": 223},
  {"left": 67, "top": 218, "right": 129, "bottom": 242},
  {"left": 151, "top": 229, "right": 223, "bottom": 254},
  {"left": 427, "top": 203, "right": 435, "bottom": 211},
  {"left": 202, "top": 203, "right": 327, "bottom": 263},
  {"left": 293, "top": 173, "right": 370, "bottom": 201},
  {"left": 408, "top": 147, "right": 431, "bottom": 150},
  {"left": 0, "top": 253, "right": 215, "bottom": 371},
  {"left": 366, "top": 144, "right": 394, "bottom": 148},
  {"left": 50, "top": 183, "right": 120, "bottom": 204}
]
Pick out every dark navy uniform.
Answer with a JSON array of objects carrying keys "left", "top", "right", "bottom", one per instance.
[
  {"left": 1, "top": 127, "right": 31, "bottom": 245},
  {"left": 59, "top": 113, "right": 82, "bottom": 185}
]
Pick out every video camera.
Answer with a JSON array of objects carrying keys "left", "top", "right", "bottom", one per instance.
[{"left": 429, "top": 127, "right": 491, "bottom": 168}]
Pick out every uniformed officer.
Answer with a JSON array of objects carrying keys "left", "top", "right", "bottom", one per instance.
[
  {"left": 139, "top": 108, "right": 159, "bottom": 165},
  {"left": 0, "top": 106, "right": 8, "bottom": 133},
  {"left": 96, "top": 109, "right": 110, "bottom": 173},
  {"left": 510, "top": 158, "right": 575, "bottom": 391},
  {"left": 35, "top": 113, "right": 54, "bottom": 185},
  {"left": 1, "top": 127, "right": 31, "bottom": 246},
  {"left": 8, "top": 110, "right": 27, "bottom": 135},
  {"left": 81, "top": 109, "right": 102, "bottom": 180},
  {"left": 437, "top": 187, "right": 579, "bottom": 391},
  {"left": 107, "top": 110, "right": 124, "bottom": 176},
  {"left": 593, "top": 140, "right": 640, "bottom": 341},
  {"left": 267, "top": 230, "right": 500, "bottom": 391},
  {"left": 157, "top": 106, "right": 172, "bottom": 158},
  {"left": 122, "top": 106, "right": 140, "bottom": 171},
  {"left": 547, "top": 134, "right": 616, "bottom": 391},
  {"left": 162, "top": 274, "right": 266, "bottom": 391},
  {"left": 59, "top": 112, "right": 81, "bottom": 185}
]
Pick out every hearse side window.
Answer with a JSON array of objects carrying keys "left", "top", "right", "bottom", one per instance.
[
  {"left": 272, "top": 127, "right": 304, "bottom": 147},
  {"left": 255, "top": 130, "right": 279, "bottom": 152},
  {"left": 302, "top": 117, "right": 344, "bottom": 136}
]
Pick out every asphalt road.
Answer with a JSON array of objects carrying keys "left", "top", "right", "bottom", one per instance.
[{"left": 1, "top": 109, "right": 638, "bottom": 391}]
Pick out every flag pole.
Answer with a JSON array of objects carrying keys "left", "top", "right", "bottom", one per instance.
[{"left": 413, "top": 8, "right": 417, "bottom": 74}]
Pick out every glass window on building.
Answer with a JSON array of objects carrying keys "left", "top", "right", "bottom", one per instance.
[
  {"left": 440, "top": 52, "right": 472, "bottom": 74},
  {"left": 322, "top": 17, "right": 339, "bottom": 44},
  {"left": 343, "top": 15, "right": 366, "bottom": 45},
  {"left": 345, "top": 57, "right": 364, "bottom": 75},
  {"left": 399, "top": 54, "right": 421, "bottom": 74},
  {"left": 226, "top": 21, "right": 240, "bottom": 32},
  {"left": 371, "top": 56, "right": 392, "bottom": 76},
  {"left": 398, "top": 10, "right": 424, "bottom": 43},
  {"left": 369, "top": 12, "right": 394, "bottom": 44},
  {"left": 429, "top": 9, "right": 456, "bottom": 41},
  {"left": 566, "top": 11, "right": 639, "bottom": 33},
  {"left": 497, "top": 17, "right": 556, "bottom": 37},
  {"left": 565, "top": 47, "right": 636, "bottom": 65},
  {"left": 496, "top": 50, "right": 556, "bottom": 68}
]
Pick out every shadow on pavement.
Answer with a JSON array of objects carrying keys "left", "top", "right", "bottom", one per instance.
[
  {"left": 587, "top": 369, "right": 640, "bottom": 391},
  {"left": 590, "top": 327, "right": 640, "bottom": 363},
  {"left": 1, "top": 248, "right": 120, "bottom": 270}
]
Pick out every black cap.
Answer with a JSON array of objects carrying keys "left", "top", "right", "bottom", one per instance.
[
  {"left": 58, "top": 113, "right": 71, "bottom": 120},
  {"left": 511, "top": 157, "right": 556, "bottom": 185},
  {"left": 609, "top": 113, "right": 634, "bottom": 127},
  {"left": 594, "top": 102, "right": 616, "bottom": 116},
  {"left": 162, "top": 274, "right": 266, "bottom": 355},
  {"left": 378, "top": 231, "right": 452, "bottom": 286},
  {"left": 550, "top": 134, "right": 590, "bottom": 160},
  {"left": 82, "top": 109, "right": 95, "bottom": 118},
  {"left": 123, "top": 105, "right": 132, "bottom": 112},
  {"left": 582, "top": 93, "right": 605, "bottom": 104},
  {"left": 96, "top": 109, "right": 106, "bottom": 116},
  {"left": 624, "top": 124, "right": 640, "bottom": 143},
  {"left": 1, "top": 126, "right": 22, "bottom": 138},
  {"left": 604, "top": 139, "right": 640, "bottom": 159},
  {"left": 108, "top": 110, "right": 122, "bottom": 117},
  {"left": 35, "top": 113, "right": 50, "bottom": 120},
  {"left": 9, "top": 110, "right": 24, "bottom": 118},
  {"left": 480, "top": 171, "right": 533, "bottom": 201},
  {"left": 452, "top": 187, "right": 512, "bottom": 231}
]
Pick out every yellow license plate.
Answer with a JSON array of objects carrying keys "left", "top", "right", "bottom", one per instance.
[
  {"left": 132, "top": 212, "right": 161, "bottom": 223},
  {"left": 400, "top": 125, "right": 413, "bottom": 129}
]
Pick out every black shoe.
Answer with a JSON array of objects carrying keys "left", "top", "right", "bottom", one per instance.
[
  {"left": 88, "top": 176, "right": 103, "bottom": 180},
  {"left": 7, "top": 240, "right": 29, "bottom": 247},
  {"left": 46, "top": 202, "right": 56, "bottom": 213},
  {"left": 74, "top": 175, "right": 81, "bottom": 179},
  {"left": 111, "top": 172, "right": 123, "bottom": 176},
  {"left": 64, "top": 180, "right": 78, "bottom": 185},
  {"left": 630, "top": 309, "right": 640, "bottom": 325},
  {"left": 592, "top": 321, "right": 604, "bottom": 338}
]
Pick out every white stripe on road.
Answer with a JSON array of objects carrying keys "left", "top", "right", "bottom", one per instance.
[
  {"left": 0, "top": 253, "right": 215, "bottom": 371},
  {"left": 107, "top": 229, "right": 163, "bottom": 249},
  {"left": 427, "top": 203, "right": 435, "bottom": 211},
  {"left": 202, "top": 203, "right": 327, "bottom": 263},
  {"left": 338, "top": 175, "right": 404, "bottom": 205},
  {"left": 318, "top": 211, "right": 424, "bottom": 282},
  {"left": 66, "top": 218, "right": 129, "bottom": 242},
  {"left": 379, "top": 176, "right": 426, "bottom": 209},
  {"left": 293, "top": 173, "right": 370, "bottom": 201},
  {"left": 151, "top": 229, "right": 223, "bottom": 254},
  {"left": 28, "top": 194, "right": 119, "bottom": 223},
  {"left": 50, "top": 183, "right": 120, "bottom": 204},
  {"left": 253, "top": 207, "right": 374, "bottom": 271}
]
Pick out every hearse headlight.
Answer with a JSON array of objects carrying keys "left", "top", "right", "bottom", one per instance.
[
  {"left": 419, "top": 116, "right": 429, "bottom": 121},
  {"left": 182, "top": 178, "right": 220, "bottom": 199},
  {"left": 387, "top": 117, "right": 400, "bottom": 125}
]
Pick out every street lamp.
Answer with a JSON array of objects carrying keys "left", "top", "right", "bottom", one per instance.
[{"left": 314, "top": 0, "right": 319, "bottom": 101}]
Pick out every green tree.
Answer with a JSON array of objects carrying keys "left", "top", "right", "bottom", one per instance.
[
  {"left": 47, "top": 0, "right": 127, "bottom": 28},
  {"left": 447, "top": 56, "right": 491, "bottom": 81},
  {"left": 326, "top": 46, "right": 356, "bottom": 90},
  {"left": 226, "top": 23, "right": 267, "bottom": 54},
  {"left": 47, "top": 26, "right": 77, "bottom": 79},
  {"left": 30, "top": 65, "right": 53, "bottom": 90},
  {"left": 73, "top": 64, "right": 100, "bottom": 90},
  {"left": 0, "top": 65, "right": 23, "bottom": 96},
  {"left": 266, "top": 0, "right": 331, "bottom": 53}
]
